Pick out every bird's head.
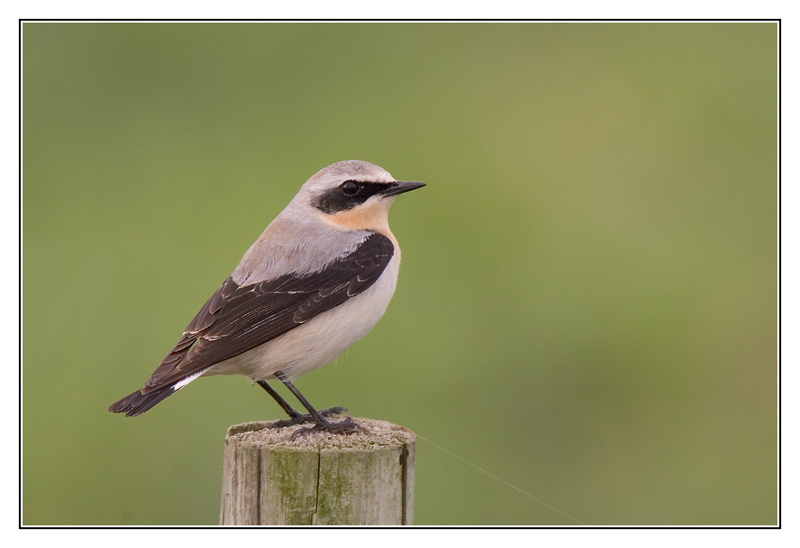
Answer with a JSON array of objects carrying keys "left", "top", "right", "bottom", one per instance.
[{"left": 294, "top": 160, "right": 425, "bottom": 232}]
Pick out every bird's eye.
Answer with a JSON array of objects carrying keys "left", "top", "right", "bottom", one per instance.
[{"left": 340, "top": 180, "right": 360, "bottom": 195}]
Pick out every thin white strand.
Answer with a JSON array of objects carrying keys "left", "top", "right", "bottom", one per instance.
[{"left": 416, "top": 433, "right": 585, "bottom": 525}]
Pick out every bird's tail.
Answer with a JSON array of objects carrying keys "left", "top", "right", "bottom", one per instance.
[
  {"left": 108, "top": 384, "right": 180, "bottom": 417},
  {"left": 109, "top": 369, "right": 207, "bottom": 417}
]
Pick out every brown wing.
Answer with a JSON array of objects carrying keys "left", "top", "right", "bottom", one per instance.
[
  {"left": 142, "top": 232, "right": 395, "bottom": 392},
  {"left": 109, "top": 232, "right": 395, "bottom": 416}
]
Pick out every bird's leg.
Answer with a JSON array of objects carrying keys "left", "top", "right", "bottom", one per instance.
[
  {"left": 260, "top": 378, "right": 349, "bottom": 428},
  {"left": 257, "top": 380, "right": 304, "bottom": 420},
  {"left": 273, "top": 371, "right": 360, "bottom": 438}
]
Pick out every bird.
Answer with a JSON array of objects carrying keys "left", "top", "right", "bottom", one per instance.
[{"left": 109, "top": 160, "right": 425, "bottom": 436}]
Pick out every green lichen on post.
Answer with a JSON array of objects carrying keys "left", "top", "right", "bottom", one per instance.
[
  {"left": 220, "top": 418, "right": 416, "bottom": 525},
  {"left": 261, "top": 446, "right": 319, "bottom": 525},
  {"left": 315, "top": 445, "right": 405, "bottom": 524}
]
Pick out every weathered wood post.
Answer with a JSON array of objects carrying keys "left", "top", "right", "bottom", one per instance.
[{"left": 219, "top": 417, "right": 416, "bottom": 525}]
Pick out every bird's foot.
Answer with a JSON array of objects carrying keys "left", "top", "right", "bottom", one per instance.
[
  {"left": 289, "top": 416, "right": 362, "bottom": 440},
  {"left": 269, "top": 407, "right": 349, "bottom": 429}
]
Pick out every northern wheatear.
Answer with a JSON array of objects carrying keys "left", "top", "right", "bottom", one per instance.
[{"left": 109, "top": 160, "right": 424, "bottom": 435}]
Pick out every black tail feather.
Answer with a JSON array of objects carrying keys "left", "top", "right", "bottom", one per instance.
[{"left": 108, "top": 385, "right": 178, "bottom": 417}]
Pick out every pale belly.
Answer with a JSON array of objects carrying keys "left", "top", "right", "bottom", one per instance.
[{"left": 205, "top": 256, "right": 400, "bottom": 382}]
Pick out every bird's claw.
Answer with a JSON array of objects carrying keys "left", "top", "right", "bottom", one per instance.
[
  {"left": 289, "top": 416, "right": 362, "bottom": 440},
  {"left": 269, "top": 406, "right": 349, "bottom": 429}
]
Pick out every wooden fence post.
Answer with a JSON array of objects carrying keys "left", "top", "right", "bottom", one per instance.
[{"left": 219, "top": 417, "right": 416, "bottom": 525}]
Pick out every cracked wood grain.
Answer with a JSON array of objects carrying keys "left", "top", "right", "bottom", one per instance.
[{"left": 219, "top": 418, "right": 416, "bottom": 525}]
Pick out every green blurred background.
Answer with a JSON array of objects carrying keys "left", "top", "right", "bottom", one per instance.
[{"left": 22, "top": 22, "right": 777, "bottom": 525}]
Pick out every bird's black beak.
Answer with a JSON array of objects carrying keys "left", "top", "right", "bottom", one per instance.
[{"left": 383, "top": 181, "right": 426, "bottom": 196}]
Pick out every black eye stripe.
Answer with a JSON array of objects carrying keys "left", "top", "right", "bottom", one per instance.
[
  {"left": 313, "top": 181, "right": 394, "bottom": 214},
  {"left": 341, "top": 181, "right": 389, "bottom": 197}
]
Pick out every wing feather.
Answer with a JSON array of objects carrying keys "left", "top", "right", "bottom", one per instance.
[{"left": 140, "top": 232, "right": 394, "bottom": 392}]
